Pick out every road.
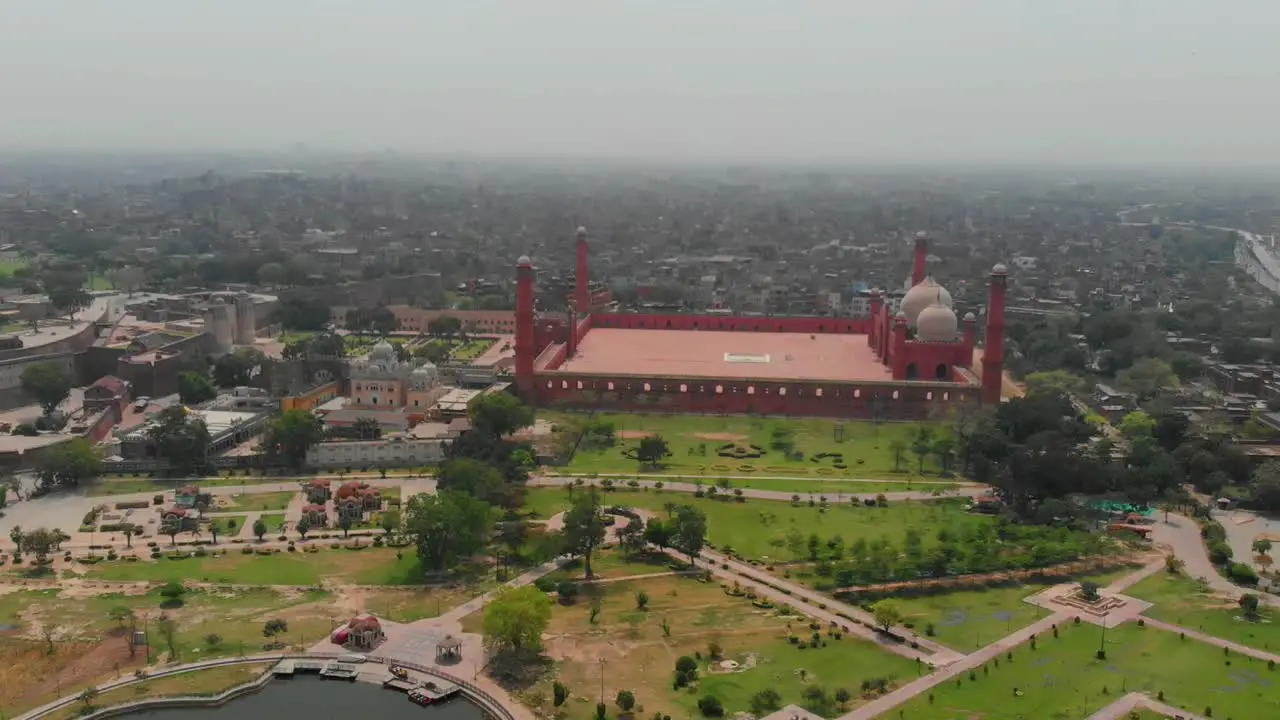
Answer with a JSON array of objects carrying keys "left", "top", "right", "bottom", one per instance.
[{"left": 1150, "top": 512, "right": 1279, "bottom": 606}]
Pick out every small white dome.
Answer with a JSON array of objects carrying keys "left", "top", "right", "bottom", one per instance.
[
  {"left": 517, "top": 255, "right": 532, "bottom": 266},
  {"left": 963, "top": 311, "right": 977, "bottom": 322},
  {"left": 576, "top": 226, "right": 588, "bottom": 237},
  {"left": 915, "top": 230, "right": 928, "bottom": 239},
  {"left": 901, "top": 277, "right": 953, "bottom": 326},
  {"left": 992, "top": 262, "right": 1008, "bottom": 274},
  {"left": 916, "top": 301, "right": 959, "bottom": 342},
  {"left": 369, "top": 339, "right": 395, "bottom": 360}
]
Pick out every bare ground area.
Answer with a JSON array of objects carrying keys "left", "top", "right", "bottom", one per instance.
[
  {"left": 617, "top": 430, "right": 657, "bottom": 440},
  {"left": 694, "top": 432, "right": 749, "bottom": 441},
  {"left": 2, "top": 634, "right": 144, "bottom": 714}
]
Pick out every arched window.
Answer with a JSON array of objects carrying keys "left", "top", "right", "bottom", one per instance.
[
  {"left": 905, "top": 363, "right": 919, "bottom": 380},
  {"left": 561, "top": 381, "right": 568, "bottom": 389},
  {"left": 815, "top": 388, "right": 824, "bottom": 397},
  {"left": 747, "top": 386, "right": 755, "bottom": 395},
  {"left": 926, "top": 391, "right": 933, "bottom": 401},
  {"left": 546, "top": 381, "right": 553, "bottom": 389},
  {"left": 779, "top": 387, "right": 788, "bottom": 396},
  {"left": 576, "top": 381, "right": 584, "bottom": 390},
  {"left": 666, "top": 319, "right": 672, "bottom": 328},
  {"left": 854, "top": 389, "right": 861, "bottom": 398},
  {"left": 715, "top": 385, "right": 724, "bottom": 394},
  {"left": 935, "top": 363, "right": 948, "bottom": 380},
  {"left": 892, "top": 390, "right": 900, "bottom": 400},
  {"left": 607, "top": 382, "right": 615, "bottom": 391},
  {"left": 943, "top": 391, "right": 950, "bottom": 401},
  {"left": 680, "top": 384, "right": 688, "bottom": 392},
  {"left": 643, "top": 383, "right": 652, "bottom": 392}
]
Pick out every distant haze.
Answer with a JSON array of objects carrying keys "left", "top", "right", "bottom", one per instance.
[{"left": 2, "top": 0, "right": 1277, "bottom": 166}]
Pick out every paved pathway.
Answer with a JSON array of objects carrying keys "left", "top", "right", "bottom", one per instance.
[
  {"left": 1141, "top": 616, "right": 1280, "bottom": 664},
  {"left": 1086, "top": 692, "right": 1209, "bottom": 720},
  {"left": 529, "top": 475, "right": 986, "bottom": 504},
  {"left": 837, "top": 612, "right": 1071, "bottom": 720},
  {"left": 1150, "top": 512, "right": 1279, "bottom": 606},
  {"left": 691, "top": 546, "right": 963, "bottom": 663}
]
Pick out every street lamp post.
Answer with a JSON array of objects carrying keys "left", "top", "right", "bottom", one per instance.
[{"left": 598, "top": 658, "right": 606, "bottom": 705}]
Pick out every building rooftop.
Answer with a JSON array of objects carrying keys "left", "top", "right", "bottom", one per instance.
[{"left": 556, "top": 328, "right": 895, "bottom": 383}]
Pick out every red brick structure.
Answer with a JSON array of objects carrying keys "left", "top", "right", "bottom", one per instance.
[{"left": 513, "top": 231, "right": 1007, "bottom": 419}]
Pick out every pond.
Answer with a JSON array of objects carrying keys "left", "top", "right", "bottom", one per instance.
[{"left": 120, "top": 675, "right": 488, "bottom": 720}]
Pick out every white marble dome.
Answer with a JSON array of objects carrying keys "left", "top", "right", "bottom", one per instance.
[
  {"left": 369, "top": 339, "right": 395, "bottom": 361},
  {"left": 916, "top": 300, "right": 959, "bottom": 342},
  {"left": 901, "top": 277, "right": 953, "bottom": 326}
]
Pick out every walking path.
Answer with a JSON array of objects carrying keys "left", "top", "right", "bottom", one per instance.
[
  {"left": 1086, "top": 692, "right": 1209, "bottom": 720},
  {"left": 529, "top": 475, "right": 986, "bottom": 504},
  {"left": 691, "top": 546, "right": 964, "bottom": 663},
  {"left": 1141, "top": 616, "right": 1280, "bottom": 664},
  {"left": 1150, "top": 511, "right": 1279, "bottom": 606}
]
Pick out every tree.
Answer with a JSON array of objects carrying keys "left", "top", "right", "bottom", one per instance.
[
  {"left": 697, "top": 695, "right": 724, "bottom": 717},
  {"left": 618, "top": 517, "right": 647, "bottom": 557},
  {"left": 404, "top": 491, "right": 494, "bottom": 572},
  {"left": 262, "top": 409, "right": 324, "bottom": 470},
  {"left": 932, "top": 436, "right": 956, "bottom": 476},
  {"left": 263, "top": 618, "right": 288, "bottom": 637},
  {"left": 672, "top": 505, "right": 708, "bottom": 563},
  {"left": 482, "top": 584, "right": 552, "bottom": 653},
  {"left": 161, "top": 517, "right": 181, "bottom": 546},
  {"left": 872, "top": 600, "right": 902, "bottom": 632},
  {"left": 750, "top": 689, "right": 782, "bottom": 715},
  {"left": 156, "top": 615, "right": 178, "bottom": 658},
  {"left": 177, "top": 371, "right": 217, "bottom": 405},
  {"left": 257, "top": 262, "right": 286, "bottom": 287},
  {"left": 296, "top": 517, "right": 312, "bottom": 540},
  {"left": 78, "top": 686, "right": 99, "bottom": 708},
  {"left": 35, "top": 438, "right": 102, "bottom": 492},
  {"left": 1119, "top": 410, "right": 1156, "bottom": 440},
  {"left": 468, "top": 392, "right": 534, "bottom": 439},
  {"left": 108, "top": 605, "right": 133, "bottom": 628},
  {"left": 252, "top": 518, "right": 268, "bottom": 541},
  {"left": 147, "top": 406, "right": 211, "bottom": 475},
  {"left": 637, "top": 435, "right": 671, "bottom": 469},
  {"left": 1250, "top": 461, "right": 1280, "bottom": 513},
  {"left": 911, "top": 426, "right": 936, "bottom": 474},
  {"left": 563, "top": 491, "right": 608, "bottom": 578},
  {"left": 1117, "top": 357, "right": 1179, "bottom": 400},
  {"left": 8, "top": 525, "right": 22, "bottom": 554},
  {"left": 379, "top": 509, "right": 400, "bottom": 536},
  {"left": 644, "top": 520, "right": 674, "bottom": 550},
  {"left": 106, "top": 266, "right": 146, "bottom": 296},
  {"left": 212, "top": 347, "right": 266, "bottom": 387},
  {"left": 338, "top": 515, "right": 353, "bottom": 538},
  {"left": 616, "top": 690, "right": 636, "bottom": 712},
  {"left": 22, "top": 527, "right": 58, "bottom": 563},
  {"left": 436, "top": 458, "right": 508, "bottom": 506},
  {"left": 1023, "top": 370, "right": 1086, "bottom": 399},
  {"left": 1239, "top": 593, "right": 1260, "bottom": 618},
  {"left": 495, "top": 520, "right": 527, "bottom": 566},
  {"left": 834, "top": 688, "right": 852, "bottom": 709},
  {"left": 889, "top": 439, "right": 907, "bottom": 473},
  {"left": 159, "top": 581, "right": 187, "bottom": 607},
  {"left": 21, "top": 362, "right": 71, "bottom": 415},
  {"left": 1253, "top": 538, "right": 1273, "bottom": 558}
]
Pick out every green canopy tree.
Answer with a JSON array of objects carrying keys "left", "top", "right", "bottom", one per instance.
[
  {"left": 482, "top": 584, "right": 551, "bottom": 654},
  {"left": 35, "top": 438, "right": 101, "bottom": 492},
  {"left": 404, "top": 491, "right": 494, "bottom": 572},
  {"left": 562, "top": 490, "right": 608, "bottom": 578},
  {"left": 21, "top": 362, "right": 71, "bottom": 415},
  {"left": 263, "top": 409, "right": 324, "bottom": 470},
  {"left": 177, "top": 371, "right": 217, "bottom": 405},
  {"left": 468, "top": 393, "right": 533, "bottom": 439},
  {"left": 147, "top": 406, "right": 211, "bottom": 476},
  {"left": 671, "top": 505, "right": 708, "bottom": 563}
]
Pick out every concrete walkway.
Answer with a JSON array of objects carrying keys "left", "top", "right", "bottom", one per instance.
[
  {"left": 1085, "top": 691, "right": 1209, "bottom": 720},
  {"left": 529, "top": 475, "right": 987, "bottom": 504},
  {"left": 1140, "top": 616, "right": 1280, "bottom": 664},
  {"left": 691, "top": 546, "right": 964, "bottom": 663},
  {"left": 1151, "top": 512, "right": 1279, "bottom": 606}
]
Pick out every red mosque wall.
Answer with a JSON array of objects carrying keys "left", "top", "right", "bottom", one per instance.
[
  {"left": 592, "top": 313, "right": 873, "bottom": 335},
  {"left": 533, "top": 372, "right": 972, "bottom": 420}
]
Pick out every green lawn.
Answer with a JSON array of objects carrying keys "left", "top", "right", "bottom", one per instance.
[
  {"left": 259, "top": 513, "right": 287, "bottom": 532},
  {"left": 889, "top": 623, "right": 1279, "bottom": 719},
  {"left": 0, "top": 259, "right": 28, "bottom": 277},
  {"left": 1128, "top": 572, "right": 1280, "bottom": 654},
  {"left": 208, "top": 515, "right": 248, "bottom": 537},
  {"left": 219, "top": 491, "right": 296, "bottom": 512},
  {"left": 452, "top": 337, "right": 496, "bottom": 361},
  {"left": 882, "top": 566, "right": 1142, "bottom": 651},
  {"left": 547, "top": 411, "right": 951, "bottom": 478},
  {"left": 707, "top": 476, "right": 959, "bottom": 496},
  {"left": 524, "top": 488, "right": 989, "bottom": 562},
  {"left": 89, "top": 476, "right": 289, "bottom": 496},
  {"left": 82, "top": 546, "right": 424, "bottom": 586}
]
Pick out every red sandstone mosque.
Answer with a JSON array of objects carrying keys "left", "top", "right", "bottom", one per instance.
[{"left": 513, "top": 229, "right": 1007, "bottom": 419}]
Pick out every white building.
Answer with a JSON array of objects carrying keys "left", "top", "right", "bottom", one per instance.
[{"left": 306, "top": 436, "right": 449, "bottom": 469}]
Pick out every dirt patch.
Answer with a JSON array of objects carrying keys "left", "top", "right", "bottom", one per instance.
[
  {"left": 4, "top": 633, "right": 144, "bottom": 714},
  {"left": 618, "top": 430, "right": 656, "bottom": 440},
  {"left": 694, "top": 433, "right": 748, "bottom": 441}
]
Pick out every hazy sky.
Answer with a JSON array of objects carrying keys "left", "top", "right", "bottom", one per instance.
[{"left": 2, "top": 0, "right": 1277, "bottom": 165}]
